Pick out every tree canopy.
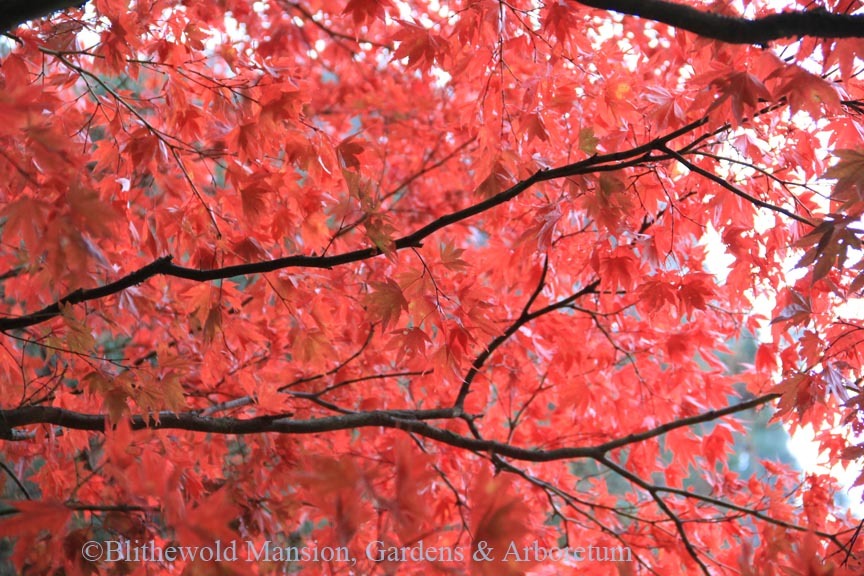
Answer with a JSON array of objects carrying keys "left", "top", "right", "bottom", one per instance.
[{"left": 1, "top": 0, "right": 864, "bottom": 574}]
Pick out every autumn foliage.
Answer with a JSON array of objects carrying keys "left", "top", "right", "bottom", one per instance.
[{"left": 2, "top": 0, "right": 864, "bottom": 574}]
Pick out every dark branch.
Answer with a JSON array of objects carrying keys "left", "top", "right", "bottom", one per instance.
[
  {"left": 593, "top": 393, "right": 779, "bottom": 453},
  {"left": 0, "top": 108, "right": 813, "bottom": 333},
  {"left": 0, "top": 129, "right": 693, "bottom": 333},
  {"left": 596, "top": 454, "right": 855, "bottom": 556},
  {"left": 0, "top": 0, "right": 84, "bottom": 31},
  {"left": 661, "top": 145, "right": 815, "bottom": 226},
  {"left": 0, "top": 395, "right": 777, "bottom": 462},
  {"left": 575, "top": 0, "right": 864, "bottom": 45},
  {"left": 453, "top": 279, "right": 601, "bottom": 409},
  {"left": 0, "top": 405, "right": 604, "bottom": 460}
]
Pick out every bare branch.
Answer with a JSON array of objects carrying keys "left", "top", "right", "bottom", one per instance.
[
  {"left": 453, "top": 279, "right": 600, "bottom": 409},
  {"left": 661, "top": 144, "right": 814, "bottom": 226},
  {"left": 0, "top": 0, "right": 84, "bottom": 31},
  {"left": 593, "top": 393, "right": 779, "bottom": 454},
  {"left": 0, "top": 123, "right": 704, "bottom": 333},
  {"left": 575, "top": 0, "right": 864, "bottom": 45}
]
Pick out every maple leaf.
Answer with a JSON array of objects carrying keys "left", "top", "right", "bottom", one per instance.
[
  {"left": 175, "top": 488, "right": 241, "bottom": 547},
  {"left": 239, "top": 175, "right": 271, "bottom": 224},
  {"left": 363, "top": 213, "right": 398, "bottom": 255},
  {"left": 850, "top": 262, "right": 864, "bottom": 296},
  {"left": 582, "top": 173, "right": 633, "bottom": 230},
  {"left": 1, "top": 195, "right": 48, "bottom": 252},
  {"left": 518, "top": 113, "right": 549, "bottom": 143},
  {"left": 542, "top": 0, "right": 580, "bottom": 46},
  {"left": 793, "top": 218, "right": 861, "bottom": 283},
  {"left": 770, "top": 63, "right": 842, "bottom": 117},
  {"left": 643, "top": 86, "right": 688, "bottom": 130},
  {"left": 594, "top": 246, "right": 639, "bottom": 291},
  {"left": 391, "top": 20, "right": 447, "bottom": 71},
  {"left": 771, "top": 372, "right": 823, "bottom": 420},
  {"left": 390, "top": 326, "right": 431, "bottom": 362},
  {"left": 706, "top": 70, "right": 772, "bottom": 124},
  {"left": 578, "top": 126, "right": 599, "bottom": 155},
  {"left": 770, "top": 289, "right": 812, "bottom": 326},
  {"left": 202, "top": 304, "right": 222, "bottom": 344},
  {"left": 55, "top": 302, "right": 96, "bottom": 354},
  {"left": 337, "top": 136, "right": 365, "bottom": 172},
  {"left": 665, "top": 331, "right": 693, "bottom": 362},
  {"left": 386, "top": 438, "right": 435, "bottom": 537},
  {"left": 823, "top": 148, "right": 864, "bottom": 212},
  {"left": 293, "top": 455, "right": 370, "bottom": 546},
  {"left": 703, "top": 425, "right": 734, "bottom": 467},
  {"left": 439, "top": 241, "right": 470, "bottom": 271},
  {"left": 637, "top": 279, "right": 679, "bottom": 318},
  {"left": 183, "top": 22, "right": 209, "bottom": 51},
  {"left": 825, "top": 38, "right": 864, "bottom": 80},
  {"left": 677, "top": 273, "right": 716, "bottom": 316},
  {"left": 292, "top": 328, "right": 335, "bottom": 366},
  {"left": 469, "top": 469, "right": 532, "bottom": 576},
  {"left": 0, "top": 500, "right": 71, "bottom": 539},
  {"left": 474, "top": 159, "right": 514, "bottom": 198},
  {"left": 66, "top": 183, "right": 121, "bottom": 237},
  {"left": 134, "top": 372, "right": 187, "bottom": 414},
  {"left": 519, "top": 201, "right": 562, "bottom": 251},
  {"left": 365, "top": 278, "right": 409, "bottom": 329},
  {"left": 343, "top": 0, "right": 393, "bottom": 25},
  {"left": 754, "top": 342, "right": 778, "bottom": 374}
]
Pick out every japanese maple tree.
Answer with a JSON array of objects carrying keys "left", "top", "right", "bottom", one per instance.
[{"left": 2, "top": 0, "right": 864, "bottom": 574}]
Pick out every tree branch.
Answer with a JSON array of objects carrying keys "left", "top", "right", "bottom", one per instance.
[
  {"left": 0, "top": 126, "right": 697, "bottom": 333},
  {"left": 0, "top": 106, "right": 815, "bottom": 341},
  {"left": 0, "top": 405, "right": 605, "bottom": 460},
  {"left": 0, "top": 0, "right": 83, "bottom": 31},
  {"left": 0, "top": 395, "right": 777, "bottom": 463},
  {"left": 452, "top": 274, "right": 600, "bottom": 410},
  {"left": 596, "top": 454, "right": 856, "bottom": 556},
  {"left": 575, "top": 0, "right": 864, "bottom": 45},
  {"left": 592, "top": 393, "right": 779, "bottom": 453},
  {"left": 661, "top": 144, "right": 814, "bottom": 226}
]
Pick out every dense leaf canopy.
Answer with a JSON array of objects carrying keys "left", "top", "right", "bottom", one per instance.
[{"left": 1, "top": 0, "right": 864, "bottom": 574}]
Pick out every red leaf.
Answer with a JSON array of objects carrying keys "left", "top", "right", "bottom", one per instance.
[
  {"left": 677, "top": 273, "right": 715, "bottom": 316},
  {"left": 240, "top": 176, "right": 270, "bottom": 224},
  {"left": 823, "top": 148, "right": 864, "bottom": 210},
  {"left": 703, "top": 425, "right": 734, "bottom": 467},
  {"left": 337, "top": 136, "right": 365, "bottom": 172},
  {"left": 365, "top": 278, "right": 409, "bottom": 329},
  {"left": 0, "top": 500, "right": 71, "bottom": 539},
  {"left": 770, "top": 64, "right": 842, "bottom": 116},
  {"left": 175, "top": 489, "right": 241, "bottom": 546},
  {"left": 343, "top": 0, "right": 393, "bottom": 24},
  {"left": 469, "top": 469, "right": 532, "bottom": 576},
  {"left": 707, "top": 71, "right": 771, "bottom": 124}
]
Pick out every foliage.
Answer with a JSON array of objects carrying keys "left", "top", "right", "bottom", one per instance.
[{"left": 1, "top": 0, "right": 864, "bottom": 574}]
